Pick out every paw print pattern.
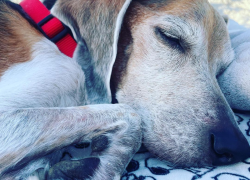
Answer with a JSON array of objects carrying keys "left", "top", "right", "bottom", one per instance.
[
  {"left": 235, "top": 114, "right": 244, "bottom": 125},
  {"left": 183, "top": 167, "right": 216, "bottom": 180},
  {"left": 242, "top": 158, "right": 250, "bottom": 164},
  {"left": 246, "top": 119, "right": 250, "bottom": 136},
  {"left": 122, "top": 160, "right": 157, "bottom": 179},
  {"left": 212, "top": 173, "right": 250, "bottom": 180},
  {"left": 126, "top": 159, "right": 140, "bottom": 173},
  {"left": 145, "top": 158, "right": 171, "bottom": 175},
  {"left": 122, "top": 174, "right": 157, "bottom": 180},
  {"left": 235, "top": 113, "right": 250, "bottom": 144}
]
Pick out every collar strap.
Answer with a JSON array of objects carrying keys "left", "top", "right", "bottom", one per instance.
[{"left": 20, "top": 0, "right": 77, "bottom": 58}]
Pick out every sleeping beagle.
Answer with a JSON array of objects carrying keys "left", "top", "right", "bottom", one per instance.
[{"left": 0, "top": 0, "right": 249, "bottom": 179}]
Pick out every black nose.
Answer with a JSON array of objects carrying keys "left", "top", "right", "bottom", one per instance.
[{"left": 211, "top": 128, "right": 250, "bottom": 166}]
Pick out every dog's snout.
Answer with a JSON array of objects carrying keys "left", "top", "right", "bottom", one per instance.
[{"left": 210, "top": 128, "right": 250, "bottom": 166}]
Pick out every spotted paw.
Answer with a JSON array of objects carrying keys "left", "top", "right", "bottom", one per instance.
[{"left": 47, "top": 157, "right": 100, "bottom": 180}]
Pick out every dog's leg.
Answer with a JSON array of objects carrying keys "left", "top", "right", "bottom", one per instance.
[{"left": 0, "top": 104, "right": 142, "bottom": 180}]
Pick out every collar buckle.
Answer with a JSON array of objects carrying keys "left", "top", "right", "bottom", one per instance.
[{"left": 37, "top": 14, "right": 71, "bottom": 43}]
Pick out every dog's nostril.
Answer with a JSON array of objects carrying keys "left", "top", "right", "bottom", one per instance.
[
  {"left": 210, "top": 132, "right": 250, "bottom": 166},
  {"left": 211, "top": 134, "right": 231, "bottom": 163},
  {"left": 213, "top": 150, "right": 234, "bottom": 164},
  {"left": 211, "top": 134, "right": 234, "bottom": 164},
  {"left": 216, "top": 153, "right": 233, "bottom": 164}
]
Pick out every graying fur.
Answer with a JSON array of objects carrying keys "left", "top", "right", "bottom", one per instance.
[
  {"left": 53, "top": 0, "right": 249, "bottom": 168},
  {"left": 1, "top": 0, "right": 250, "bottom": 179}
]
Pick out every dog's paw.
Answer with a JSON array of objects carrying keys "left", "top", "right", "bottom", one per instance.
[{"left": 47, "top": 157, "right": 100, "bottom": 180}]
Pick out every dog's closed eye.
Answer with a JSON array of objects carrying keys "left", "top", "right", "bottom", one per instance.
[{"left": 155, "top": 27, "right": 184, "bottom": 52}]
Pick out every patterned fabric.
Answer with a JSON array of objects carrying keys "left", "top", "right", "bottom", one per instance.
[{"left": 121, "top": 112, "right": 250, "bottom": 180}]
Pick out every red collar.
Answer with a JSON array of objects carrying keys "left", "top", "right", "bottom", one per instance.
[{"left": 20, "top": 0, "right": 77, "bottom": 58}]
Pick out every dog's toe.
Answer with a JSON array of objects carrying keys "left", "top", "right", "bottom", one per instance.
[{"left": 47, "top": 157, "right": 100, "bottom": 180}]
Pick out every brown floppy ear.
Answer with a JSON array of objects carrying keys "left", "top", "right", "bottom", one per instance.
[{"left": 51, "top": 0, "right": 132, "bottom": 104}]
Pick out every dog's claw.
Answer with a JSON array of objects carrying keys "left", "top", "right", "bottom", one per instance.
[{"left": 47, "top": 157, "right": 100, "bottom": 180}]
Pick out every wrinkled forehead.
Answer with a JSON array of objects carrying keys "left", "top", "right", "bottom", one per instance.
[
  {"left": 133, "top": 0, "right": 216, "bottom": 26},
  {"left": 130, "top": 0, "right": 229, "bottom": 50},
  {"left": 129, "top": 0, "right": 232, "bottom": 73}
]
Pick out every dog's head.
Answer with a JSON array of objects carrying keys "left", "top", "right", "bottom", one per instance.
[{"left": 52, "top": 0, "right": 250, "bottom": 167}]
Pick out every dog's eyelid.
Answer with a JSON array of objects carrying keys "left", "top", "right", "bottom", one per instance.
[
  {"left": 156, "top": 27, "right": 180, "bottom": 40},
  {"left": 155, "top": 27, "right": 185, "bottom": 52}
]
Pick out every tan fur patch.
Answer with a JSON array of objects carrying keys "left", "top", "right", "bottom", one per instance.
[
  {"left": 0, "top": 2, "right": 43, "bottom": 76},
  {"left": 112, "top": 0, "right": 229, "bottom": 87}
]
